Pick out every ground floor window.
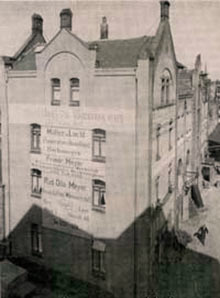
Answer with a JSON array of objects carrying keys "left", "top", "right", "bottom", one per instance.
[
  {"left": 31, "top": 224, "right": 42, "bottom": 256},
  {"left": 92, "top": 240, "right": 106, "bottom": 278}
]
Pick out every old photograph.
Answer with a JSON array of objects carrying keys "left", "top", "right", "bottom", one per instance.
[{"left": 0, "top": 0, "right": 220, "bottom": 297}]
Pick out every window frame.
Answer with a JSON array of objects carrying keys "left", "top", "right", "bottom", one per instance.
[
  {"left": 30, "top": 123, "right": 41, "bottom": 153},
  {"left": 69, "top": 78, "right": 80, "bottom": 107},
  {"left": 92, "top": 179, "right": 106, "bottom": 211},
  {"left": 92, "top": 129, "right": 106, "bottom": 163},
  {"left": 31, "top": 168, "right": 42, "bottom": 198},
  {"left": 51, "top": 78, "right": 61, "bottom": 106}
]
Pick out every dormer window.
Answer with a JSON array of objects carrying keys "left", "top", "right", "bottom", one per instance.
[
  {"left": 51, "top": 78, "right": 61, "bottom": 106},
  {"left": 70, "top": 78, "right": 80, "bottom": 106}
]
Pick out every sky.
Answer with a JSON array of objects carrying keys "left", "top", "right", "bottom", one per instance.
[{"left": 0, "top": 0, "right": 220, "bottom": 79}]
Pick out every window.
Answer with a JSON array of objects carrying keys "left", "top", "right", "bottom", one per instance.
[
  {"left": 30, "top": 124, "right": 41, "bottom": 153},
  {"left": 168, "top": 164, "right": 172, "bottom": 193},
  {"left": 70, "top": 78, "right": 80, "bottom": 106},
  {"left": 161, "top": 70, "right": 171, "bottom": 105},
  {"left": 156, "top": 124, "right": 161, "bottom": 161},
  {"left": 177, "top": 159, "right": 183, "bottom": 176},
  {"left": 31, "top": 169, "right": 42, "bottom": 198},
  {"left": 92, "top": 240, "right": 106, "bottom": 277},
  {"left": 161, "top": 78, "right": 165, "bottom": 104},
  {"left": 186, "top": 150, "right": 190, "bottom": 167},
  {"left": 155, "top": 176, "right": 160, "bottom": 202},
  {"left": 92, "top": 129, "right": 106, "bottom": 162},
  {"left": 177, "top": 158, "right": 183, "bottom": 191},
  {"left": 31, "top": 224, "right": 42, "bottom": 256},
  {"left": 51, "top": 78, "right": 61, "bottom": 105},
  {"left": 92, "top": 179, "right": 106, "bottom": 210},
  {"left": 169, "top": 119, "right": 173, "bottom": 151}
]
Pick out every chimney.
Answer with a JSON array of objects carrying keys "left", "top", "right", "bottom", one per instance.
[
  {"left": 32, "top": 14, "right": 43, "bottom": 35},
  {"left": 100, "top": 16, "right": 108, "bottom": 39},
  {"left": 60, "top": 8, "right": 73, "bottom": 31},
  {"left": 160, "top": 1, "right": 170, "bottom": 21}
]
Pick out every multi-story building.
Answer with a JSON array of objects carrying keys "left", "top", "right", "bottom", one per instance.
[
  {"left": 176, "top": 55, "right": 216, "bottom": 223},
  {"left": 0, "top": 1, "right": 217, "bottom": 297},
  {"left": 0, "top": 2, "right": 179, "bottom": 297}
]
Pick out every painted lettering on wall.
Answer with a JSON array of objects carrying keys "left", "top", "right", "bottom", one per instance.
[{"left": 41, "top": 125, "right": 105, "bottom": 234}]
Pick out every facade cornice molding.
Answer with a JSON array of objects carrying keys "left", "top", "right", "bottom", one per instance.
[
  {"left": 8, "top": 70, "right": 37, "bottom": 78},
  {"left": 94, "top": 68, "right": 137, "bottom": 77}
]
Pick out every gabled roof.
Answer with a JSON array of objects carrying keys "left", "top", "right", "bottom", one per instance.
[
  {"left": 8, "top": 17, "right": 175, "bottom": 71},
  {"left": 14, "top": 33, "right": 46, "bottom": 60},
  {"left": 8, "top": 32, "right": 46, "bottom": 71},
  {"left": 88, "top": 36, "right": 154, "bottom": 68}
]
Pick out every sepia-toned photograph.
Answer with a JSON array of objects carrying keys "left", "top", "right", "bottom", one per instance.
[{"left": 0, "top": 0, "right": 220, "bottom": 297}]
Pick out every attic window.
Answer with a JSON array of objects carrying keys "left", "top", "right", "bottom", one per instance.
[{"left": 51, "top": 78, "right": 61, "bottom": 106}]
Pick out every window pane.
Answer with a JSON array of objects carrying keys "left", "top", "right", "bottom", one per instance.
[
  {"left": 93, "top": 189, "right": 99, "bottom": 206},
  {"left": 33, "top": 134, "right": 37, "bottom": 148},
  {"left": 53, "top": 89, "right": 60, "bottom": 101},
  {"left": 100, "top": 191, "right": 105, "bottom": 206},
  {"left": 71, "top": 89, "right": 79, "bottom": 102},
  {"left": 32, "top": 175, "right": 38, "bottom": 192},
  {"left": 101, "top": 141, "right": 106, "bottom": 157},
  {"left": 38, "top": 233, "right": 42, "bottom": 253},
  {"left": 94, "top": 140, "right": 100, "bottom": 156}
]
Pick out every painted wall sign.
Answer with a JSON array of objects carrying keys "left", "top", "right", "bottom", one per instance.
[{"left": 39, "top": 124, "right": 105, "bottom": 234}]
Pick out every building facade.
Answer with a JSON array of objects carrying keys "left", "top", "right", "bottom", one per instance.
[{"left": 0, "top": 1, "right": 217, "bottom": 298}]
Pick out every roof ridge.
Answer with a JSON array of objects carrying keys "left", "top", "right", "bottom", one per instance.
[{"left": 88, "top": 35, "right": 153, "bottom": 44}]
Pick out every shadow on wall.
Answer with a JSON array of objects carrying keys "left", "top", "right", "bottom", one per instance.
[{"left": 1, "top": 203, "right": 220, "bottom": 298}]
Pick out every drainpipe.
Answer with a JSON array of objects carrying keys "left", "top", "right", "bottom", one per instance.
[
  {"left": 148, "top": 54, "right": 154, "bottom": 290},
  {"left": 133, "top": 75, "right": 138, "bottom": 298},
  {"left": 4, "top": 68, "right": 11, "bottom": 255},
  {"left": 174, "top": 65, "right": 179, "bottom": 229}
]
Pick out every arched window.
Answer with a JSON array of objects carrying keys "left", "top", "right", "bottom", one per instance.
[
  {"left": 161, "top": 69, "right": 172, "bottom": 105},
  {"left": 30, "top": 123, "right": 41, "bottom": 153},
  {"left": 177, "top": 159, "right": 183, "bottom": 176},
  {"left": 156, "top": 124, "right": 161, "bottom": 161},
  {"left": 169, "top": 119, "right": 173, "bottom": 151},
  {"left": 31, "top": 169, "right": 42, "bottom": 198},
  {"left": 92, "top": 129, "right": 106, "bottom": 162},
  {"left": 70, "top": 78, "right": 80, "bottom": 106},
  {"left": 92, "top": 179, "right": 106, "bottom": 209},
  {"left": 186, "top": 149, "right": 190, "bottom": 167},
  {"left": 51, "top": 78, "right": 61, "bottom": 105}
]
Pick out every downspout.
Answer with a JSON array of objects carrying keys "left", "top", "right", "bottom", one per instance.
[
  {"left": 148, "top": 55, "right": 154, "bottom": 285},
  {"left": 174, "top": 65, "right": 178, "bottom": 229},
  {"left": 133, "top": 75, "right": 138, "bottom": 298},
  {"left": 4, "top": 68, "right": 11, "bottom": 252}
]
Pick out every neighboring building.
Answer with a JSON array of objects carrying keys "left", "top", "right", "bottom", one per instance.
[
  {"left": 176, "top": 55, "right": 215, "bottom": 223},
  {"left": 0, "top": 1, "right": 218, "bottom": 298}
]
